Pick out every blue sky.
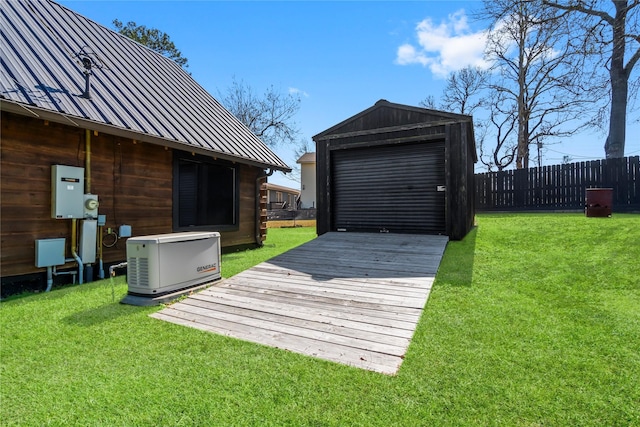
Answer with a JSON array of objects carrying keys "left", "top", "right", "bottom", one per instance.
[{"left": 58, "top": 0, "right": 639, "bottom": 188}]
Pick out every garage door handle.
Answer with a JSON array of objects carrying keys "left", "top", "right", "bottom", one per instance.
[{"left": 437, "top": 185, "right": 446, "bottom": 192}]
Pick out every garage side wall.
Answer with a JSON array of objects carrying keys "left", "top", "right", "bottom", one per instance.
[
  {"left": 445, "top": 122, "right": 476, "bottom": 240},
  {"left": 316, "top": 141, "right": 331, "bottom": 235}
]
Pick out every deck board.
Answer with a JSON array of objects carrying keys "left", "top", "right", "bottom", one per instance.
[{"left": 151, "top": 232, "right": 448, "bottom": 375}]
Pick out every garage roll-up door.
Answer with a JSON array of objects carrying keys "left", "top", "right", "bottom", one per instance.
[{"left": 331, "top": 141, "right": 445, "bottom": 234}]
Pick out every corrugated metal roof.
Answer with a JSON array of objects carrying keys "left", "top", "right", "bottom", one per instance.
[{"left": 0, "top": 0, "right": 291, "bottom": 172}]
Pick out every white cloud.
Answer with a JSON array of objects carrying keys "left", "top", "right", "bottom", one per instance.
[
  {"left": 396, "top": 44, "right": 429, "bottom": 66},
  {"left": 395, "top": 9, "right": 490, "bottom": 78},
  {"left": 288, "top": 87, "right": 309, "bottom": 97}
]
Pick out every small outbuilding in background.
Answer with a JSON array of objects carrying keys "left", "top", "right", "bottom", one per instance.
[{"left": 313, "top": 100, "right": 477, "bottom": 240}]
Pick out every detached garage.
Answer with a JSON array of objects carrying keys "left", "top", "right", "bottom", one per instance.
[{"left": 313, "top": 100, "right": 477, "bottom": 240}]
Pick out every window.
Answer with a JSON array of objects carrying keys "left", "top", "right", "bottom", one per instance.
[{"left": 173, "top": 153, "right": 238, "bottom": 231}]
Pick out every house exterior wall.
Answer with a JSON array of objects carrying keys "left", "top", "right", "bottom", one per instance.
[
  {"left": 265, "top": 184, "right": 299, "bottom": 209},
  {"left": 1, "top": 112, "right": 264, "bottom": 280},
  {"left": 299, "top": 161, "right": 317, "bottom": 208}
]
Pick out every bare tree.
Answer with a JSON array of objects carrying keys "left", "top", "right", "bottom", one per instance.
[
  {"left": 482, "top": 0, "right": 589, "bottom": 169},
  {"left": 419, "top": 95, "right": 437, "bottom": 109},
  {"left": 441, "top": 66, "right": 490, "bottom": 115},
  {"left": 480, "top": 89, "right": 519, "bottom": 171},
  {"left": 218, "top": 77, "right": 301, "bottom": 148},
  {"left": 423, "top": 67, "right": 497, "bottom": 169},
  {"left": 420, "top": 67, "right": 488, "bottom": 114},
  {"left": 543, "top": 0, "right": 640, "bottom": 158}
]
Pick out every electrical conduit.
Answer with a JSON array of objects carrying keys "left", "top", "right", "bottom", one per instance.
[
  {"left": 85, "top": 129, "right": 91, "bottom": 193},
  {"left": 85, "top": 129, "right": 104, "bottom": 281},
  {"left": 98, "top": 225, "right": 104, "bottom": 279},
  {"left": 45, "top": 266, "right": 53, "bottom": 292}
]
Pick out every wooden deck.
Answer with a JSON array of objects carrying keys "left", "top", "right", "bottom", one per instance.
[{"left": 151, "top": 232, "right": 448, "bottom": 375}]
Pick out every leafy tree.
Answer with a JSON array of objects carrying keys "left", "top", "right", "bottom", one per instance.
[
  {"left": 218, "top": 77, "right": 301, "bottom": 148},
  {"left": 113, "top": 19, "right": 188, "bottom": 69},
  {"left": 543, "top": 0, "right": 640, "bottom": 158}
]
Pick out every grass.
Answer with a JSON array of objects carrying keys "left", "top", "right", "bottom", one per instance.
[{"left": 1, "top": 214, "right": 638, "bottom": 426}]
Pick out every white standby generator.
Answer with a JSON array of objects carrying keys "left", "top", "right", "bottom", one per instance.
[{"left": 126, "top": 231, "right": 221, "bottom": 296}]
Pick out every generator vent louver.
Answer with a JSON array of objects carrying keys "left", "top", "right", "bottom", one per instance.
[
  {"left": 126, "top": 232, "right": 221, "bottom": 296},
  {"left": 127, "top": 256, "right": 149, "bottom": 288}
]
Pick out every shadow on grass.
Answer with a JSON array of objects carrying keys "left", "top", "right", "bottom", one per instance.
[
  {"left": 435, "top": 226, "right": 477, "bottom": 287},
  {"left": 64, "top": 302, "right": 144, "bottom": 327}
]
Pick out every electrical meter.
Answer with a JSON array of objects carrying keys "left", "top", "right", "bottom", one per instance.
[{"left": 84, "top": 194, "right": 99, "bottom": 219}]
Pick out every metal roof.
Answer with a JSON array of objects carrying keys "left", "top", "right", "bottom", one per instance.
[
  {"left": 296, "top": 152, "right": 316, "bottom": 163},
  {"left": 0, "top": 0, "right": 290, "bottom": 172},
  {"left": 313, "top": 99, "right": 473, "bottom": 141},
  {"left": 264, "top": 182, "right": 300, "bottom": 195}
]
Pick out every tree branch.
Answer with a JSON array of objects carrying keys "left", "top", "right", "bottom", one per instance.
[{"left": 543, "top": 0, "right": 615, "bottom": 26}]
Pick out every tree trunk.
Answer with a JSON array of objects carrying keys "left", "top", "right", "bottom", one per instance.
[
  {"left": 516, "top": 9, "right": 529, "bottom": 169},
  {"left": 606, "top": 70, "right": 627, "bottom": 158},
  {"left": 604, "top": 1, "right": 628, "bottom": 159}
]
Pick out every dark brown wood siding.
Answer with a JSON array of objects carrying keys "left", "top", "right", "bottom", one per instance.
[
  {"left": 445, "top": 121, "right": 476, "bottom": 239},
  {"left": 220, "top": 163, "right": 263, "bottom": 247},
  {"left": 1, "top": 112, "right": 263, "bottom": 278}
]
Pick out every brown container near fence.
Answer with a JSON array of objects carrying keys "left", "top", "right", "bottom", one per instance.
[{"left": 585, "top": 188, "right": 613, "bottom": 217}]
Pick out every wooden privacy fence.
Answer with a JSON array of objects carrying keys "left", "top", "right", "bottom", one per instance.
[{"left": 475, "top": 156, "right": 640, "bottom": 212}]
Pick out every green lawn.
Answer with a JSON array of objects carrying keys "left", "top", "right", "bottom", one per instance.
[{"left": 1, "top": 214, "right": 638, "bottom": 426}]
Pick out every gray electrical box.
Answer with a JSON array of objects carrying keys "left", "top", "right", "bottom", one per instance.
[
  {"left": 35, "top": 238, "right": 66, "bottom": 268},
  {"left": 79, "top": 220, "right": 97, "bottom": 263},
  {"left": 51, "top": 165, "right": 84, "bottom": 219}
]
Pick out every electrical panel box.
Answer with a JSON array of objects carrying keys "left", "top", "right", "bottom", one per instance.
[
  {"left": 79, "top": 220, "right": 97, "bottom": 263},
  {"left": 51, "top": 165, "right": 84, "bottom": 219},
  {"left": 35, "top": 238, "right": 66, "bottom": 268},
  {"left": 119, "top": 224, "right": 132, "bottom": 238},
  {"left": 127, "top": 232, "right": 221, "bottom": 296}
]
